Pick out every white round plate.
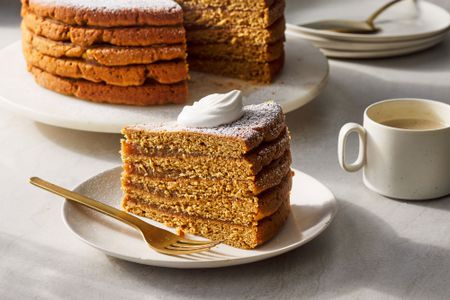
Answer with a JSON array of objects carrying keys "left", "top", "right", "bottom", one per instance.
[
  {"left": 62, "top": 167, "right": 337, "bottom": 269},
  {"left": 287, "top": 1, "right": 450, "bottom": 42},
  {"left": 290, "top": 29, "right": 448, "bottom": 52},
  {"left": 319, "top": 35, "right": 446, "bottom": 59},
  {"left": 0, "top": 32, "right": 328, "bottom": 133}
]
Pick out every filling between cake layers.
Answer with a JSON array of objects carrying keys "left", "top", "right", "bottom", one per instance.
[
  {"left": 122, "top": 150, "right": 292, "bottom": 199},
  {"left": 24, "top": 44, "right": 188, "bottom": 86},
  {"left": 122, "top": 172, "right": 292, "bottom": 226},
  {"left": 22, "top": 12, "right": 187, "bottom": 47},
  {"left": 188, "top": 54, "right": 284, "bottom": 83},
  {"left": 122, "top": 128, "right": 290, "bottom": 180},
  {"left": 22, "top": 25, "right": 187, "bottom": 66},
  {"left": 187, "top": 40, "right": 284, "bottom": 63},
  {"left": 186, "top": 17, "right": 285, "bottom": 46}
]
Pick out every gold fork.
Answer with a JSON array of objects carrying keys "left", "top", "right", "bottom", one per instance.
[{"left": 29, "top": 177, "right": 221, "bottom": 255}]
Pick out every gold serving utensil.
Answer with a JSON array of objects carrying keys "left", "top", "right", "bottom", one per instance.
[
  {"left": 300, "top": 0, "right": 406, "bottom": 34},
  {"left": 30, "top": 177, "right": 221, "bottom": 255}
]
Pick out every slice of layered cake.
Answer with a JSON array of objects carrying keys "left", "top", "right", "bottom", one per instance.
[{"left": 121, "top": 91, "right": 292, "bottom": 249}]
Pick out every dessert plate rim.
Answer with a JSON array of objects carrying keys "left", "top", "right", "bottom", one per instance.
[
  {"left": 61, "top": 166, "right": 338, "bottom": 269},
  {"left": 289, "top": 29, "right": 448, "bottom": 52},
  {"left": 318, "top": 34, "right": 446, "bottom": 59},
  {"left": 0, "top": 32, "right": 329, "bottom": 133}
]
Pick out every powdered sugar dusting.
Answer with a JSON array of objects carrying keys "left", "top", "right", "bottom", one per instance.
[
  {"left": 30, "top": 0, "right": 180, "bottom": 12},
  {"left": 129, "top": 102, "right": 284, "bottom": 141}
]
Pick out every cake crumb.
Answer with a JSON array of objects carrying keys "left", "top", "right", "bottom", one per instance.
[{"left": 176, "top": 227, "right": 185, "bottom": 237}]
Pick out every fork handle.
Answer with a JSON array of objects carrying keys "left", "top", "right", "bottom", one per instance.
[{"left": 29, "top": 177, "right": 148, "bottom": 230}]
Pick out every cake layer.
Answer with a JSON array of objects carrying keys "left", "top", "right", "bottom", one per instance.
[
  {"left": 188, "top": 39, "right": 283, "bottom": 63},
  {"left": 189, "top": 54, "right": 284, "bottom": 83},
  {"left": 24, "top": 44, "right": 188, "bottom": 86},
  {"left": 22, "top": 12, "right": 186, "bottom": 47},
  {"left": 176, "top": 0, "right": 275, "bottom": 10},
  {"left": 123, "top": 195, "right": 291, "bottom": 249},
  {"left": 22, "top": 0, "right": 183, "bottom": 27},
  {"left": 22, "top": 25, "right": 186, "bottom": 66},
  {"left": 123, "top": 102, "right": 285, "bottom": 157},
  {"left": 186, "top": 17, "right": 285, "bottom": 46},
  {"left": 28, "top": 66, "right": 187, "bottom": 105},
  {"left": 182, "top": 0, "right": 285, "bottom": 28},
  {"left": 123, "top": 172, "right": 291, "bottom": 226},
  {"left": 122, "top": 128, "right": 290, "bottom": 180},
  {"left": 122, "top": 150, "right": 292, "bottom": 197}
]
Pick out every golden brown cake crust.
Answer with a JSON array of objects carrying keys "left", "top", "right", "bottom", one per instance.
[
  {"left": 254, "top": 197, "right": 290, "bottom": 247},
  {"left": 22, "top": 24, "right": 186, "bottom": 66},
  {"left": 29, "top": 66, "right": 187, "bottom": 105},
  {"left": 24, "top": 43, "right": 188, "bottom": 86},
  {"left": 22, "top": 12, "right": 186, "bottom": 47},
  {"left": 22, "top": 0, "right": 183, "bottom": 27},
  {"left": 255, "top": 172, "right": 292, "bottom": 221}
]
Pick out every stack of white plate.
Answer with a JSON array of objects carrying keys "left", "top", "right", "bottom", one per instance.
[{"left": 286, "top": 0, "right": 450, "bottom": 59}]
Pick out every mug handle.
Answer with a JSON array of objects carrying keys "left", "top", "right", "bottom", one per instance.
[{"left": 338, "top": 123, "right": 366, "bottom": 172}]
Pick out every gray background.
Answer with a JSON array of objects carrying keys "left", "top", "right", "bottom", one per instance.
[{"left": 0, "top": 1, "right": 449, "bottom": 299}]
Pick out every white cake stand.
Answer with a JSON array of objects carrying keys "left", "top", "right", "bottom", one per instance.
[{"left": 0, "top": 32, "right": 329, "bottom": 133}]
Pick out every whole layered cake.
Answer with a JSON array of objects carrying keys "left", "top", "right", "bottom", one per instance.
[
  {"left": 121, "top": 91, "right": 291, "bottom": 249},
  {"left": 21, "top": 0, "right": 285, "bottom": 105},
  {"left": 21, "top": 0, "right": 188, "bottom": 105}
]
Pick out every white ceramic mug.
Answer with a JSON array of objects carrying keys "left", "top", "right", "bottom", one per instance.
[{"left": 338, "top": 98, "right": 450, "bottom": 200}]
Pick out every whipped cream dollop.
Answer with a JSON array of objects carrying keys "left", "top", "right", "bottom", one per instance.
[{"left": 177, "top": 90, "right": 244, "bottom": 127}]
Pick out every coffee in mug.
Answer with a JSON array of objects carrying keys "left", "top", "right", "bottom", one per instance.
[
  {"left": 338, "top": 98, "right": 450, "bottom": 200},
  {"left": 380, "top": 118, "right": 445, "bottom": 130}
]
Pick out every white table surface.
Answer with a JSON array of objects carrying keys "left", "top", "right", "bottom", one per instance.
[{"left": 1, "top": 1, "right": 450, "bottom": 299}]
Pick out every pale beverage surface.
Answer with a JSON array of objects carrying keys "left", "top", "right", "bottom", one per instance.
[{"left": 381, "top": 118, "right": 446, "bottom": 130}]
